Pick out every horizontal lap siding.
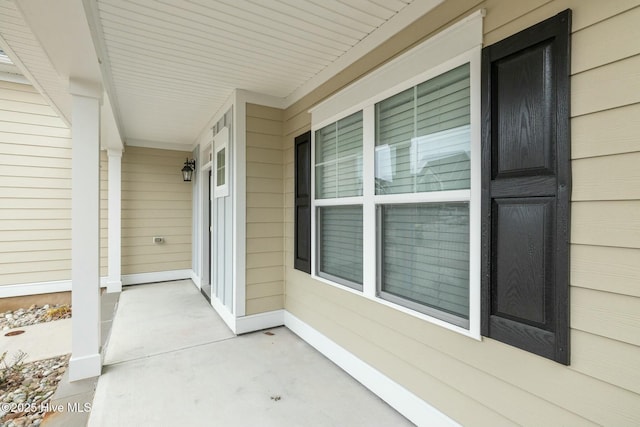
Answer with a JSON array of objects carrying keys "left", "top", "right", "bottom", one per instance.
[
  {"left": 0, "top": 81, "right": 108, "bottom": 286},
  {"left": 283, "top": 0, "right": 640, "bottom": 425},
  {"left": 121, "top": 146, "right": 192, "bottom": 275},
  {"left": 245, "top": 103, "right": 284, "bottom": 315}
]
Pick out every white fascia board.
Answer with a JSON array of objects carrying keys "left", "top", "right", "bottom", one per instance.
[
  {"left": 0, "top": 33, "right": 71, "bottom": 127},
  {"left": 310, "top": 10, "right": 485, "bottom": 125},
  {"left": 190, "top": 90, "right": 236, "bottom": 153},
  {"left": 237, "top": 89, "right": 286, "bottom": 109},
  {"left": 126, "top": 138, "right": 193, "bottom": 152},
  {"left": 101, "top": 91, "right": 124, "bottom": 151},
  {"left": 82, "top": 0, "right": 127, "bottom": 144},
  {"left": 284, "top": 0, "right": 445, "bottom": 108}
]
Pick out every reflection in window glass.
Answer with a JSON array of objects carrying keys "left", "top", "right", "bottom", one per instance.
[
  {"left": 216, "top": 148, "right": 225, "bottom": 186},
  {"left": 379, "top": 202, "right": 470, "bottom": 324},
  {"left": 318, "top": 205, "right": 363, "bottom": 288},
  {"left": 315, "top": 111, "right": 363, "bottom": 199},
  {"left": 375, "top": 63, "right": 470, "bottom": 195}
]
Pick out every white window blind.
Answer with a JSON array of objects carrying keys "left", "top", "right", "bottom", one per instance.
[
  {"left": 374, "top": 63, "right": 472, "bottom": 326},
  {"left": 315, "top": 111, "right": 363, "bottom": 199},
  {"left": 318, "top": 206, "right": 363, "bottom": 287},
  {"left": 375, "top": 63, "right": 470, "bottom": 195},
  {"left": 309, "top": 11, "right": 483, "bottom": 337},
  {"left": 379, "top": 203, "right": 469, "bottom": 326}
]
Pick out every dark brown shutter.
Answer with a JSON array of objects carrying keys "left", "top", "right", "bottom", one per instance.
[
  {"left": 294, "top": 131, "right": 311, "bottom": 273},
  {"left": 481, "top": 10, "right": 571, "bottom": 364}
]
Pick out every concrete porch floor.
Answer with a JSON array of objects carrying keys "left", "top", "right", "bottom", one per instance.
[{"left": 87, "top": 280, "right": 413, "bottom": 427}]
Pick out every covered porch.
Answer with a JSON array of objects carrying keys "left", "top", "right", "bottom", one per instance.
[
  {"left": 47, "top": 280, "right": 412, "bottom": 427},
  {"left": 2, "top": 0, "right": 639, "bottom": 425}
]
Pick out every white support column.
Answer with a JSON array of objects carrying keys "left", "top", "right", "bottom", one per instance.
[
  {"left": 107, "top": 149, "right": 122, "bottom": 293},
  {"left": 69, "top": 79, "right": 102, "bottom": 381}
]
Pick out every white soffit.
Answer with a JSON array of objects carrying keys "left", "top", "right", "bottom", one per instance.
[
  {"left": 311, "top": 10, "right": 485, "bottom": 125},
  {"left": 284, "top": 0, "right": 444, "bottom": 106},
  {"left": 0, "top": 1, "right": 71, "bottom": 125},
  {"left": 94, "top": 0, "right": 443, "bottom": 148}
]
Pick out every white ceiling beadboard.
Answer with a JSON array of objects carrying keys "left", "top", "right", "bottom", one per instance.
[
  {"left": 0, "top": 1, "right": 72, "bottom": 125},
  {"left": 94, "top": 0, "right": 439, "bottom": 148},
  {"left": 0, "top": 0, "right": 443, "bottom": 149}
]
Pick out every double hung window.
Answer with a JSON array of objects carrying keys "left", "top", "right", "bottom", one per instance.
[
  {"left": 311, "top": 55, "right": 478, "bottom": 332},
  {"left": 301, "top": 10, "right": 570, "bottom": 361},
  {"left": 315, "top": 112, "right": 364, "bottom": 290},
  {"left": 307, "top": 11, "right": 483, "bottom": 336},
  {"left": 375, "top": 63, "right": 472, "bottom": 328}
]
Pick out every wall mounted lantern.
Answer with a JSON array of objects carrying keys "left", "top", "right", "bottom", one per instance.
[{"left": 182, "top": 158, "right": 196, "bottom": 182}]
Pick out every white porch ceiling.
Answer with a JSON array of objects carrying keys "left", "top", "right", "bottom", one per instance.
[{"left": 0, "top": 0, "right": 443, "bottom": 150}]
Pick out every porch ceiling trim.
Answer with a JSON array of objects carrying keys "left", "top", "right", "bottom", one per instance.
[{"left": 284, "top": 0, "right": 444, "bottom": 107}]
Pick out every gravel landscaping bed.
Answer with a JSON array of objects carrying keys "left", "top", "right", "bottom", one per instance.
[
  {"left": 0, "top": 354, "right": 69, "bottom": 427},
  {"left": 0, "top": 305, "right": 72, "bottom": 427},
  {"left": 0, "top": 305, "right": 71, "bottom": 331}
]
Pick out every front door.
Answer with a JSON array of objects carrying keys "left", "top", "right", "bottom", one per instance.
[{"left": 211, "top": 126, "right": 233, "bottom": 313}]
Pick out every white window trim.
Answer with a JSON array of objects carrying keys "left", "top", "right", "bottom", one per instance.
[
  {"left": 213, "top": 126, "right": 229, "bottom": 198},
  {"left": 310, "top": 11, "right": 484, "bottom": 340}
]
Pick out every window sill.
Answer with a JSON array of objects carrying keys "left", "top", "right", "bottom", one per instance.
[{"left": 311, "top": 273, "right": 481, "bottom": 340}]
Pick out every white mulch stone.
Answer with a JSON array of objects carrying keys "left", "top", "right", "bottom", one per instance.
[
  {"left": 0, "top": 305, "right": 71, "bottom": 331},
  {"left": 0, "top": 305, "right": 72, "bottom": 427}
]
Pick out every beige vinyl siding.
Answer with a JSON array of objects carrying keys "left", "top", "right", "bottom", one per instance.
[
  {"left": 0, "top": 81, "right": 72, "bottom": 286},
  {"left": 245, "top": 103, "right": 284, "bottom": 315},
  {"left": 283, "top": 0, "right": 640, "bottom": 425},
  {"left": 121, "top": 146, "right": 192, "bottom": 275},
  {"left": 0, "top": 80, "right": 110, "bottom": 288}
]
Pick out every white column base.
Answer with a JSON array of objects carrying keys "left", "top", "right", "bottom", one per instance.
[
  {"left": 106, "top": 280, "right": 122, "bottom": 293},
  {"left": 69, "top": 353, "right": 102, "bottom": 382}
]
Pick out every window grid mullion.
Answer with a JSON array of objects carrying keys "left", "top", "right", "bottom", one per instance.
[
  {"left": 413, "top": 85, "right": 418, "bottom": 193},
  {"left": 334, "top": 122, "right": 338, "bottom": 198},
  {"left": 310, "top": 48, "right": 479, "bottom": 337},
  {"left": 362, "top": 105, "right": 376, "bottom": 298}
]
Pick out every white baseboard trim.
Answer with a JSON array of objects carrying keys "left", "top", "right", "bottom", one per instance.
[
  {"left": 236, "top": 309, "right": 284, "bottom": 334},
  {"left": 284, "top": 312, "right": 461, "bottom": 427},
  {"left": 190, "top": 271, "right": 202, "bottom": 288},
  {"left": 0, "top": 278, "right": 109, "bottom": 298},
  {"left": 106, "top": 280, "right": 122, "bottom": 293},
  {"left": 69, "top": 353, "right": 102, "bottom": 382},
  {"left": 210, "top": 295, "right": 237, "bottom": 333},
  {"left": 209, "top": 294, "right": 284, "bottom": 335},
  {"left": 121, "top": 269, "right": 191, "bottom": 286},
  {"left": 1, "top": 270, "right": 195, "bottom": 296}
]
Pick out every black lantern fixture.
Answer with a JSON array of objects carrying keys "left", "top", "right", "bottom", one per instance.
[{"left": 182, "top": 158, "right": 196, "bottom": 182}]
